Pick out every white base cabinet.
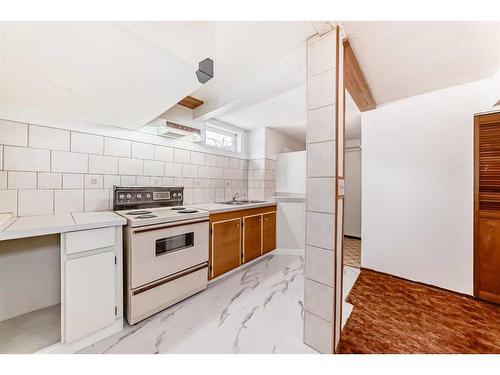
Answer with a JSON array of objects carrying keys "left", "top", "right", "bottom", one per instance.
[{"left": 45, "top": 225, "right": 123, "bottom": 353}]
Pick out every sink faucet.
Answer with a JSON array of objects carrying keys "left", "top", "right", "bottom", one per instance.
[{"left": 232, "top": 193, "right": 239, "bottom": 202}]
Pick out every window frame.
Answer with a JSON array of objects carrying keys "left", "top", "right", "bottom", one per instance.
[{"left": 203, "top": 124, "right": 239, "bottom": 153}]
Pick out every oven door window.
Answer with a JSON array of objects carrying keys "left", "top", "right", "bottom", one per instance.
[{"left": 155, "top": 232, "right": 194, "bottom": 256}]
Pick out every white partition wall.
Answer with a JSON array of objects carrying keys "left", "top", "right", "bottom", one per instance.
[{"left": 304, "top": 26, "right": 345, "bottom": 353}]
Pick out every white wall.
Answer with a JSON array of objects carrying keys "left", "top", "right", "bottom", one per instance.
[
  {"left": 265, "top": 127, "right": 305, "bottom": 160},
  {"left": 345, "top": 139, "right": 361, "bottom": 237},
  {"left": 362, "top": 76, "right": 499, "bottom": 295},
  {"left": 275, "top": 151, "right": 306, "bottom": 194}
]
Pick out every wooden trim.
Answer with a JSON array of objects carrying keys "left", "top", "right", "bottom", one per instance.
[
  {"left": 474, "top": 114, "right": 480, "bottom": 298},
  {"left": 178, "top": 96, "right": 204, "bottom": 109},
  {"left": 342, "top": 38, "right": 376, "bottom": 112}
]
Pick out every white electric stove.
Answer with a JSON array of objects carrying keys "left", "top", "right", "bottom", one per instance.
[{"left": 113, "top": 186, "right": 209, "bottom": 325}]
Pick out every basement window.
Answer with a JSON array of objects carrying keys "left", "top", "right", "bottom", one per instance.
[{"left": 204, "top": 125, "right": 238, "bottom": 152}]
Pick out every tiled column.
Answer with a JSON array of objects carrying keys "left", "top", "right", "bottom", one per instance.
[{"left": 304, "top": 26, "right": 345, "bottom": 354}]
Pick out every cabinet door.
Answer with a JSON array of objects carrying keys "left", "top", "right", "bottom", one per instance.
[
  {"left": 476, "top": 215, "right": 500, "bottom": 303},
  {"left": 243, "top": 214, "right": 262, "bottom": 263},
  {"left": 263, "top": 212, "right": 276, "bottom": 254},
  {"left": 65, "top": 250, "right": 116, "bottom": 343},
  {"left": 474, "top": 112, "right": 500, "bottom": 304},
  {"left": 211, "top": 218, "right": 241, "bottom": 278}
]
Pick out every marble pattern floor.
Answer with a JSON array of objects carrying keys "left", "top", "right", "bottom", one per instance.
[{"left": 79, "top": 253, "right": 317, "bottom": 354}]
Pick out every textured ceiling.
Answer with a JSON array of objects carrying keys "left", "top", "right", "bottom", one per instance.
[{"left": 341, "top": 21, "right": 500, "bottom": 104}]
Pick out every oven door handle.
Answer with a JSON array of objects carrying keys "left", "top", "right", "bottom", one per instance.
[
  {"left": 131, "top": 262, "right": 208, "bottom": 296},
  {"left": 132, "top": 218, "right": 209, "bottom": 234}
]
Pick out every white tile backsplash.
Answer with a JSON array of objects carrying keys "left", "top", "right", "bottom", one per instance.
[
  {"left": 103, "top": 175, "right": 120, "bottom": 188},
  {"left": 88, "top": 155, "right": 118, "bottom": 174},
  {"left": 29, "top": 125, "right": 70, "bottom": 151},
  {"left": 52, "top": 151, "right": 88, "bottom": 173},
  {"left": 55, "top": 189, "right": 84, "bottom": 214},
  {"left": 0, "top": 171, "right": 6, "bottom": 189},
  {"left": 174, "top": 148, "right": 190, "bottom": 164},
  {"left": 84, "top": 174, "right": 104, "bottom": 189},
  {"left": 182, "top": 164, "right": 197, "bottom": 178},
  {"left": 164, "top": 162, "right": 182, "bottom": 177},
  {"left": 1, "top": 120, "right": 248, "bottom": 216},
  {"left": 143, "top": 160, "right": 164, "bottom": 176},
  {"left": 154, "top": 145, "right": 173, "bottom": 162},
  {"left": 84, "top": 189, "right": 110, "bottom": 211},
  {"left": 18, "top": 190, "right": 54, "bottom": 216},
  {"left": 118, "top": 158, "right": 143, "bottom": 175},
  {"left": 0, "top": 120, "right": 28, "bottom": 147},
  {"left": 3, "top": 146, "right": 50, "bottom": 172},
  {"left": 105, "top": 138, "right": 131, "bottom": 157},
  {"left": 71, "top": 132, "right": 104, "bottom": 155},
  {"left": 37, "top": 173, "right": 62, "bottom": 189},
  {"left": 63, "top": 173, "right": 84, "bottom": 189},
  {"left": 132, "top": 142, "right": 154, "bottom": 160},
  {"left": 190, "top": 151, "right": 205, "bottom": 165},
  {"left": 8, "top": 171, "right": 37, "bottom": 189},
  {"left": 0, "top": 190, "right": 18, "bottom": 214}
]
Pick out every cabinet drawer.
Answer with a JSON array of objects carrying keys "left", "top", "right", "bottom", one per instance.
[{"left": 65, "top": 227, "right": 116, "bottom": 255}]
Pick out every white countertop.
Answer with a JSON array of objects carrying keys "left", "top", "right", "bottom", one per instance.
[
  {"left": 190, "top": 201, "right": 277, "bottom": 214},
  {"left": 0, "top": 211, "right": 126, "bottom": 241}
]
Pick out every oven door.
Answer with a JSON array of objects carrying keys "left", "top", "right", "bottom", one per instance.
[{"left": 129, "top": 220, "right": 209, "bottom": 289}]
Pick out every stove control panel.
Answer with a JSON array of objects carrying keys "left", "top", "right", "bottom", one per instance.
[{"left": 113, "top": 186, "right": 184, "bottom": 210}]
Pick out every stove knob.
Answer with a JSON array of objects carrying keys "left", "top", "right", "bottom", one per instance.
[
  {"left": 146, "top": 193, "right": 151, "bottom": 199},
  {"left": 119, "top": 194, "right": 125, "bottom": 199},
  {"left": 126, "top": 194, "right": 132, "bottom": 199},
  {"left": 136, "top": 194, "right": 142, "bottom": 199},
  {"left": 173, "top": 193, "right": 177, "bottom": 198},
  {"left": 178, "top": 193, "right": 182, "bottom": 199}
]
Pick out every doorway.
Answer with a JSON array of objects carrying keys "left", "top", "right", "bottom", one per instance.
[{"left": 342, "top": 91, "right": 362, "bottom": 328}]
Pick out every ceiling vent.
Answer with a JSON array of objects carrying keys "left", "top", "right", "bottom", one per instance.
[
  {"left": 158, "top": 121, "right": 202, "bottom": 143},
  {"left": 196, "top": 58, "right": 214, "bottom": 84}
]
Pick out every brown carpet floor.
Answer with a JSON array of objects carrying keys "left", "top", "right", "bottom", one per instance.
[{"left": 338, "top": 270, "right": 500, "bottom": 354}]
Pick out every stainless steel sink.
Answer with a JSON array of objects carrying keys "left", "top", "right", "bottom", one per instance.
[{"left": 217, "top": 200, "right": 267, "bottom": 205}]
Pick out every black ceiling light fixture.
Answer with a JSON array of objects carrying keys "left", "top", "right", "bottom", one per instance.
[{"left": 196, "top": 58, "right": 214, "bottom": 84}]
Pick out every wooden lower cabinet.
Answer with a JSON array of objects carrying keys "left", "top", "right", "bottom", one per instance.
[
  {"left": 209, "top": 205, "right": 277, "bottom": 279},
  {"left": 243, "top": 214, "right": 262, "bottom": 263},
  {"left": 262, "top": 212, "right": 276, "bottom": 254},
  {"left": 210, "top": 218, "right": 241, "bottom": 278},
  {"left": 475, "top": 213, "right": 500, "bottom": 304}
]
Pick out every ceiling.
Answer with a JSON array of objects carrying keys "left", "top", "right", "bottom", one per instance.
[
  {"left": 1, "top": 21, "right": 498, "bottom": 139},
  {"left": 341, "top": 21, "right": 500, "bottom": 105}
]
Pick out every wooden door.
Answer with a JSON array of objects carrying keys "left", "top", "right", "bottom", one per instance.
[
  {"left": 474, "top": 112, "right": 500, "bottom": 304},
  {"left": 65, "top": 250, "right": 116, "bottom": 343},
  {"left": 243, "top": 214, "right": 262, "bottom": 263},
  {"left": 262, "top": 212, "right": 276, "bottom": 254},
  {"left": 211, "top": 218, "right": 241, "bottom": 278}
]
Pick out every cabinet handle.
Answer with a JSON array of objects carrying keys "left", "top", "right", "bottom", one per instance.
[{"left": 236, "top": 224, "right": 239, "bottom": 228}]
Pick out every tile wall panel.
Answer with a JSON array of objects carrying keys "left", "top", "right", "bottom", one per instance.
[{"left": 0, "top": 120, "right": 249, "bottom": 215}]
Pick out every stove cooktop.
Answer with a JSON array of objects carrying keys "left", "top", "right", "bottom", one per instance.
[{"left": 115, "top": 206, "right": 209, "bottom": 227}]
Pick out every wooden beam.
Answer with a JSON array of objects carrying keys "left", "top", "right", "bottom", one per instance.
[
  {"left": 178, "top": 96, "right": 204, "bottom": 109},
  {"left": 343, "top": 38, "right": 376, "bottom": 112}
]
